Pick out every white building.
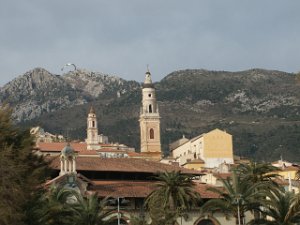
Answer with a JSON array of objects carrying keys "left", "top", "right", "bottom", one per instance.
[{"left": 171, "top": 129, "right": 234, "bottom": 169}]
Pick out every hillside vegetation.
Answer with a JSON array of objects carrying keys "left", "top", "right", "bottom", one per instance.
[{"left": 2, "top": 68, "right": 300, "bottom": 161}]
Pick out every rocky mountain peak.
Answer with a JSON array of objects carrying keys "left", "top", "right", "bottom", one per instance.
[
  {"left": 62, "top": 69, "right": 127, "bottom": 97},
  {"left": 0, "top": 67, "right": 139, "bottom": 122}
]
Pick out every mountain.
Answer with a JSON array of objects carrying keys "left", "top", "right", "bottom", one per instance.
[
  {"left": 2, "top": 68, "right": 300, "bottom": 162},
  {"left": 0, "top": 68, "right": 140, "bottom": 122}
]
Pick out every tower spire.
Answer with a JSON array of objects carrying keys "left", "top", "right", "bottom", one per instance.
[{"left": 89, "top": 105, "right": 95, "bottom": 114}]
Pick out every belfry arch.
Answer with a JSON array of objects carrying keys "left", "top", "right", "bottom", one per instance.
[{"left": 149, "top": 104, "right": 152, "bottom": 113}]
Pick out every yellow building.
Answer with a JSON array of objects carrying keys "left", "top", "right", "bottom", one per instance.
[{"left": 171, "top": 129, "right": 234, "bottom": 169}]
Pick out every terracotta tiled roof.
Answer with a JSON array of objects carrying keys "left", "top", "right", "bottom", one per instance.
[
  {"left": 45, "top": 173, "right": 95, "bottom": 187},
  {"left": 37, "top": 142, "right": 87, "bottom": 152},
  {"left": 90, "top": 180, "right": 219, "bottom": 199},
  {"left": 183, "top": 159, "right": 205, "bottom": 165},
  {"left": 97, "top": 148, "right": 127, "bottom": 153},
  {"left": 194, "top": 183, "right": 220, "bottom": 199},
  {"left": 126, "top": 151, "right": 142, "bottom": 157},
  {"left": 78, "top": 150, "right": 99, "bottom": 155},
  {"left": 213, "top": 173, "right": 232, "bottom": 180},
  {"left": 91, "top": 180, "right": 155, "bottom": 198},
  {"left": 37, "top": 142, "right": 131, "bottom": 154},
  {"left": 49, "top": 157, "right": 203, "bottom": 175},
  {"left": 44, "top": 174, "right": 68, "bottom": 187}
]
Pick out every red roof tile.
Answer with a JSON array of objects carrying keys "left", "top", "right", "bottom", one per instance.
[
  {"left": 37, "top": 143, "right": 131, "bottom": 154},
  {"left": 90, "top": 180, "right": 155, "bottom": 198},
  {"left": 78, "top": 150, "right": 99, "bottom": 155},
  {"left": 213, "top": 173, "right": 232, "bottom": 180},
  {"left": 49, "top": 157, "right": 203, "bottom": 175},
  {"left": 194, "top": 183, "right": 220, "bottom": 199},
  {"left": 37, "top": 142, "right": 87, "bottom": 152},
  {"left": 90, "top": 180, "right": 219, "bottom": 199}
]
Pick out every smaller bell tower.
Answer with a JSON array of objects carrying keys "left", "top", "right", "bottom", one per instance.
[
  {"left": 60, "top": 143, "right": 76, "bottom": 176},
  {"left": 86, "top": 106, "right": 100, "bottom": 150},
  {"left": 139, "top": 69, "right": 161, "bottom": 158}
]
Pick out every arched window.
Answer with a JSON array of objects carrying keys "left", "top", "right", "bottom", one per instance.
[
  {"left": 149, "top": 104, "right": 152, "bottom": 113},
  {"left": 150, "top": 128, "right": 154, "bottom": 139},
  {"left": 194, "top": 217, "right": 220, "bottom": 225},
  {"left": 92, "top": 121, "right": 95, "bottom": 127},
  {"left": 196, "top": 220, "right": 215, "bottom": 225}
]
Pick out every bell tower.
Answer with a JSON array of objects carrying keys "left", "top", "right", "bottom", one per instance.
[
  {"left": 60, "top": 143, "right": 76, "bottom": 176},
  {"left": 139, "top": 69, "right": 161, "bottom": 158},
  {"left": 86, "top": 106, "right": 100, "bottom": 150}
]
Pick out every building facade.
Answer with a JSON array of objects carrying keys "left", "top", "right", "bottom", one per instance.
[{"left": 172, "top": 129, "right": 234, "bottom": 169}]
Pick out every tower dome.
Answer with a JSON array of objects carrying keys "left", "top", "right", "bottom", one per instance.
[
  {"left": 61, "top": 143, "right": 75, "bottom": 156},
  {"left": 143, "top": 71, "right": 154, "bottom": 88}
]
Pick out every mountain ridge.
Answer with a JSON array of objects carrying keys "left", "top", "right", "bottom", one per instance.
[
  {"left": 1, "top": 67, "right": 300, "bottom": 162},
  {"left": 0, "top": 67, "right": 140, "bottom": 122}
]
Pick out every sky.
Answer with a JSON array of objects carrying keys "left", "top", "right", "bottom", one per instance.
[{"left": 1, "top": 0, "right": 300, "bottom": 86}]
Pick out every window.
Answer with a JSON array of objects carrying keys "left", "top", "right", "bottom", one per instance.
[
  {"left": 150, "top": 129, "right": 154, "bottom": 139},
  {"left": 92, "top": 121, "right": 95, "bottom": 127},
  {"left": 148, "top": 93, "right": 152, "bottom": 97},
  {"left": 149, "top": 104, "right": 152, "bottom": 113}
]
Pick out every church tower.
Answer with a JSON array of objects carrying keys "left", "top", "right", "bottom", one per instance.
[
  {"left": 86, "top": 106, "right": 100, "bottom": 150},
  {"left": 139, "top": 69, "right": 161, "bottom": 158},
  {"left": 60, "top": 143, "right": 76, "bottom": 176}
]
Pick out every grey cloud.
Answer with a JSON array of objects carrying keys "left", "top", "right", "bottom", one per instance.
[{"left": 1, "top": 0, "right": 300, "bottom": 86}]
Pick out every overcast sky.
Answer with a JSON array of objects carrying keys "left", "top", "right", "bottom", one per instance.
[{"left": 1, "top": 0, "right": 300, "bottom": 86}]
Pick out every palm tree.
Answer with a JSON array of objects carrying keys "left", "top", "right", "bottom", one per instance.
[
  {"left": 249, "top": 188, "right": 300, "bottom": 225},
  {"left": 130, "top": 214, "right": 149, "bottom": 225},
  {"left": 236, "top": 162, "right": 281, "bottom": 220},
  {"left": 236, "top": 162, "right": 280, "bottom": 185},
  {"left": 145, "top": 170, "right": 200, "bottom": 225},
  {"left": 70, "top": 192, "right": 112, "bottom": 225},
  {"left": 202, "top": 171, "right": 264, "bottom": 225},
  {"left": 35, "top": 186, "right": 75, "bottom": 225}
]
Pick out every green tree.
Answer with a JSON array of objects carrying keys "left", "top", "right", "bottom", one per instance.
[
  {"left": 130, "top": 213, "right": 149, "bottom": 225},
  {"left": 70, "top": 193, "right": 112, "bottom": 225},
  {"left": 0, "top": 105, "right": 48, "bottom": 225},
  {"left": 202, "top": 171, "right": 264, "bottom": 225},
  {"left": 236, "top": 162, "right": 281, "bottom": 220},
  {"left": 249, "top": 188, "right": 300, "bottom": 225},
  {"left": 31, "top": 186, "right": 74, "bottom": 225},
  {"left": 236, "top": 162, "right": 280, "bottom": 185},
  {"left": 145, "top": 171, "right": 200, "bottom": 225}
]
